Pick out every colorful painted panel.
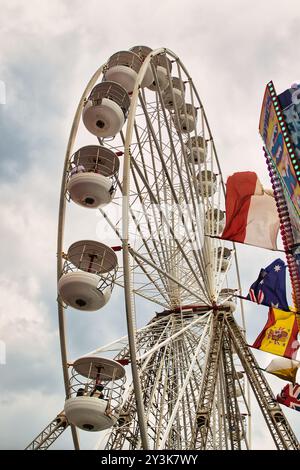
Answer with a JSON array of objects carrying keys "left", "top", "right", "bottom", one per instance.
[
  {"left": 278, "top": 85, "right": 300, "bottom": 162},
  {"left": 259, "top": 85, "right": 300, "bottom": 215}
]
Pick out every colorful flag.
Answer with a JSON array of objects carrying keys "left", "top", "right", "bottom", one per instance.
[
  {"left": 252, "top": 307, "right": 299, "bottom": 359},
  {"left": 246, "top": 259, "right": 289, "bottom": 311},
  {"left": 265, "top": 357, "right": 300, "bottom": 383},
  {"left": 221, "top": 172, "right": 279, "bottom": 250},
  {"left": 277, "top": 383, "right": 300, "bottom": 411}
]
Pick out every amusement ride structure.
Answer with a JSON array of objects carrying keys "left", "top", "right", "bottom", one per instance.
[{"left": 26, "top": 47, "right": 300, "bottom": 450}]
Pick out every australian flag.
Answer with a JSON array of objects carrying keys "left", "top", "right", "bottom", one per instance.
[{"left": 246, "top": 258, "right": 290, "bottom": 311}]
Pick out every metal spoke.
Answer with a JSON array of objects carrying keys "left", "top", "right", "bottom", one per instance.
[{"left": 27, "top": 46, "right": 299, "bottom": 452}]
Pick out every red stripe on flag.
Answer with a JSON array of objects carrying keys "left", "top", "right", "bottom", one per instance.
[
  {"left": 249, "top": 289, "right": 257, "bottom": 302},
  {"left": 252, "top": 307, "right": 275, "bottom": 349},
  {"left": 284, "top": 314, "right": 299, "bottom": 359},
  {"left": 257, "top": 290, "right": 264, "bottom": 304},
  {"left": 222, "top": 172, "right": 258, "bottom": 243}
]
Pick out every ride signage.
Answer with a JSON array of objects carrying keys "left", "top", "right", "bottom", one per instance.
[{"left": 259, "top": 82, "right": 300, "bottom": 216}]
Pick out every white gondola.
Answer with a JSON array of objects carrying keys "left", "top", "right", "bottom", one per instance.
[
  {"left": 58, "top": 240, "right": 118, "bottom": 311},
  {"left": 173, "top": 103, "right": 197, "bottom": 133},
  {"left": 197, "top": 170, "right": 217, "bottom": 197},
  {"left": 67, "top": 145, "right": 119, "bottom": 209},
  {"left": 148, "top": 54, "right": 172, "bottom": 91},
  {"left": 129, "top": 45, "right": 154, "bottom": 88},
  {"left": 205, "top": 208, "right": 225, "bottom": 235},
  {"left": 104, "top": 50, "right": 143, "bottom": 93},
  {"left": 64, "top": 356, "right": 126, "bottom": 432},
  {"left": 82, "top": 81, "right": 130, "bottom": 138},
  {"left": 185, "top": 136, "right": 206, "bottom": 164},
  {"left": 162, "top": 77, "right": 185, "bottom": 110},
  {"left": 217, "top": 247, "right": 232, "bottom": 272}
]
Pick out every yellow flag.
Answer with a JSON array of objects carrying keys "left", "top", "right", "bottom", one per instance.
[
  {"left": 253, "top": 307, "right": 299, "bottom": 358},
  {"left": 265, "top": 358, "right": 300, "bottom": 383}
]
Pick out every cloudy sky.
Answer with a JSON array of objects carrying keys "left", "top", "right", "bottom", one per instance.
[{"left": 1, "top": 0, "right": 300, "bottom": 450}]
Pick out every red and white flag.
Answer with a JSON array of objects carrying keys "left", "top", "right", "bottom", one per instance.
[
  {"left": 221, "top": 171, "right": 279, "bottom": 250},
  {"left": 277, "top": 383, "right": 300, "bottom": 412}
]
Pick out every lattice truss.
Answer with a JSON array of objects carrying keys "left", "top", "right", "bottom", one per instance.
[
  {"left": 106, "top": 312, "right": 211, "bottom": 449},
  {"left": 102, "top": 312, "right": 299, "bottom": 451},
  {"left": 26, "top": 50, "right": 300, "bottom": 452},
  {"left": 26, "top": 310, "right": 300, "bottom": 450}
]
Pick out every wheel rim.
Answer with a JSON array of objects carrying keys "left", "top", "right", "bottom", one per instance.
[{"left": 56, "top": 48, "right": 249, "bottom": 450}]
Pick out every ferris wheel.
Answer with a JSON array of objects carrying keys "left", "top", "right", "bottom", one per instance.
[{"left": 26, "top": 47, "right": 299, "bottom": 450}]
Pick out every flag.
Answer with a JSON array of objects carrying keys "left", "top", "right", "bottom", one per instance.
[
  {"left": 265, "top": 357, "right": 300, "bottom": 383},
  {"left": 246, "top": 258, "right": 289, "bottom": 311},
  {"left": 221, "top": 172, "right": 279, "bottom": 250},
  {"left": 252, "top": 307, "right": 299, "bottom": 359},
  {"left": 277, "top": 383, "right": 300, "bottom": 412},
  {"left": 116, "top": 359, "right": 130, "bottom": 365}
]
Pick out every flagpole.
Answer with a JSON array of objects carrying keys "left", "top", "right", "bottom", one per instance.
[{"left": 233, "top": 295, "right": 299, "bottom": 314}]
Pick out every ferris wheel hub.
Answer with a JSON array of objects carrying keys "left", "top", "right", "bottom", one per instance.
[{"left": 218, "top": 300, "right": 236, "bottom": 313}]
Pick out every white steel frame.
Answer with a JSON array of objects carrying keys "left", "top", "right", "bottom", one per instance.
[{"left": 25, "top": 47, "right": 299, "bottom": 451}]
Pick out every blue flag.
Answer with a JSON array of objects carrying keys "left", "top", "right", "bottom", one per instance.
[{"left": 246, "top": 259, "right": 289, "bottom": 311}]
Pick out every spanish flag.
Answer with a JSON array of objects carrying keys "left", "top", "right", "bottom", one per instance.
[{"left": 252, "top": 307, "right": 299, "bottom": 359}]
